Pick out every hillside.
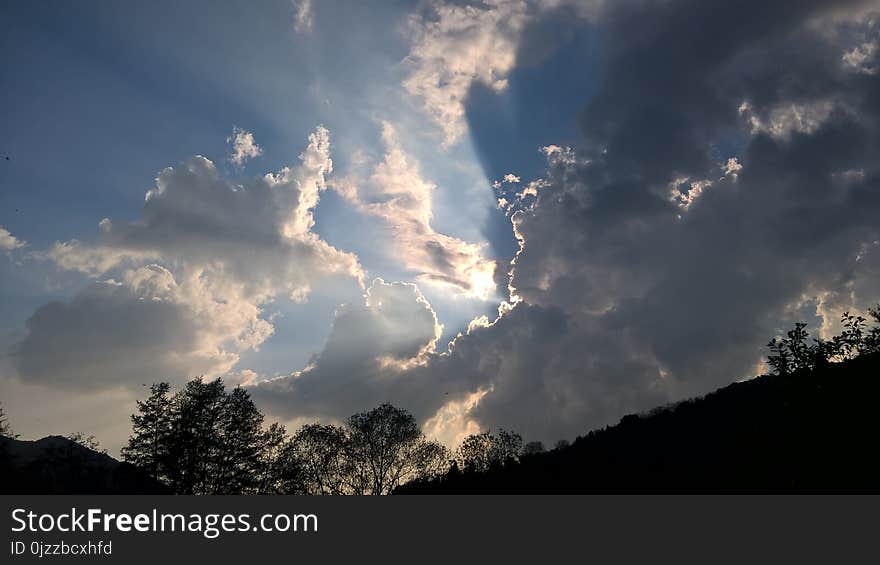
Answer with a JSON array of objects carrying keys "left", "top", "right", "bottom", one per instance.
[
  {"left": 398, "top": 353, "right": 880, "bottom": 492},
  {"left": 0, "top": 435, "right": 167, "bottom": 494}
]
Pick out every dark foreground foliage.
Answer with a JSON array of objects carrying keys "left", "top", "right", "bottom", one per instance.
[
  {"left": 120, "top": 381, "right": 447, "bottom": 494},
  {"left": 398, "top": 351, "right": 880, "bottom": 492}
]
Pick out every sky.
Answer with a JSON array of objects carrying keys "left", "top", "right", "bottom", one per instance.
[{"left": 2, "top": 0, "right": 880, "bottom": 454}]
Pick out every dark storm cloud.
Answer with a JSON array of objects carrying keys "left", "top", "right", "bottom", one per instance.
[
  {"left": 241, "top": 0, "right": 880, "bottom": 445},
  {"left": 435, "top": 0, "right": 880, "bottom": 441}
]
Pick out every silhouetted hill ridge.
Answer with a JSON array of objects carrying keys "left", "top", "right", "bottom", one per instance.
[
  {"left": 0, "top": 434, "right": 167, "bottom": 494},
  {"left": 398, "top": 352, "right": 880, "bottom": 492}
]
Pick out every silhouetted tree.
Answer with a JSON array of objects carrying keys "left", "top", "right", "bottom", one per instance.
[
  {"left": 833, "top": 312, "right": 868, "bottom": 360},
  {"left": 457, "top": 429, "right": 523, "bottom": 472},
  {"left": 164, "top": 378, "right": 226, "bottom": 494},
  {"left": 67, "top": 432, "right": 107, "bottom": 454},
  {"left": 290, "top": 423, "right": 351, "bottom": 495},
  {"left": 124, "top": 383, "right": 454, "bottom": 495},
  {"left": 554, "top": 439, "right": 570, "bottom": 450},
  {"left": 286, "top": 406, "right": 448, "bottom": 495},
  {"left": 121, "top": 382, "right": 172, "bottom": 481},
  {"left": 494, "top": 429, "right": 523, "bottom": 465},
  {"left": 522, "top": 441, "right": 546, "bottom": 456},
  {"left": 212, "top": 386, "right": 265, "bottom": 494},
  {"left": 767, "top": 322, "right": 818, "bottom": 375},
  {"left": 123, "top": 378, "right": 306, "bottom": 494},
  {"left": 255, "top": 423, "right": 304, "bottom": 494},
  {"left": 457, "top": 432, "right": 494, "bottom": 472},
  {"left": 867, "top": 306, "right": 880, "bottom": 353},
  {"left": 346, "top": 403, "right": 448, "bottom": 495},
  {"left": 767, "top": 322, "right": 834, "bottom": 375},
  {"left": 0, "top": 403, "right": 16, "bottom": 438},
  {"left": 767, "top": 306, "right": 880, "bottom": 376},
  {"left": 0, "top": 404, "right": 16, "bottom": 479}
]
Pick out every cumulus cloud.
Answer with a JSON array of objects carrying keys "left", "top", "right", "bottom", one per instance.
[
  {"left": 252, "top": 279, "right": 447, "bottom": 422},
  {"left": 278, "top": 0, "right": 880, "bottom": 445},
  {"left": 19, "top": 127, "right": 362, "bottom": 392},
  {"left": 12, "top": 265, "right": 269, "bottom": 391},
  {"left": 332, "top": 122, "right": 497, "bottom": 299},
  {"left": 47, "top": 126, "right": 362, "bottom": 301},
  {"left": 227, "top": 126, "right": 263, "bottom": 166},
  {"left": 0, "top": 226, "right": 25, "bottom": 250},
  {"left": 416, "top": 0, "right": 880, "bottom": 442}
]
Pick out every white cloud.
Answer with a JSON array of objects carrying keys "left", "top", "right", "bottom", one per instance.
[
  {"left": 401, "top": 0, "right": 601, "bottom": 145},
  {"left": 292, "top": 0, "right": 313, "bottom": 33},
  {"left": 48, "top": 126, "right": 362, "bottom": 301},
  {"left": 669, "top": 177, "right": 713, "bottom": 210},
  {"left": 402, "top": 0, "right": 532, "bottom": 144},
  {"left": 0, "top": 226, "right": 25, "bottom": 251},
  {"left": 842, "top": 41, "right": 878, "bottom": 74},
  {"left": 227, "top": 126, "right": 263, "bottom": 166},
  {"left": 252, "top": 278, "right": 446, "bottom": 421},
  {"left": 421, "top": 387, "right": 489, "bottom": 447},
  {"left": 23, "top": 127, "right": 363, "bottom": 394},
  {"left": 739, "top": 99, "right": 838, "bottom": 141},
  {"left": 45, "top": 240, "right": 157, "bottom": 276},
  {"left": 722, "top": 157, "right": 743, "bottom": 180},
  {"left": 333, "top": 122, "right": 497, "bottom": 299}
]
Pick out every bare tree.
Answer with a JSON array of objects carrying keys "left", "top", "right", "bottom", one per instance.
[
  {"left": 346, "top": 404, "right": 448, "bottom": 495},
  {"left": 290, "top": 423, "right": 352, "bottom": 495},
  {"left": 457, "top": 429, "right": 523, "bottom": 472},
  {"left": 522, "top": 441, "right": 546, "bottom": 456},
  {"left": 554, "top": 439, "right": 570, "bottom": 450}
]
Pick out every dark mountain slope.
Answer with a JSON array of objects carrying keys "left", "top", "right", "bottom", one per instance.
[
  {"left": 0, "top": 435, "right": 167, "bottom": 494},
  {"left": 399, "top": 353, "right": 880, "bottom": 492}
]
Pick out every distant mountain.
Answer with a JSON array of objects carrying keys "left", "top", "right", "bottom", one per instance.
[
  {"left": 0, "top": 435, "right": 167, "bottom": 494},
  {"left": 398, "top": 352, "right": 880, "bottom": 492}
]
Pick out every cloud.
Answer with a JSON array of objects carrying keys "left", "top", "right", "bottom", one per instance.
[
  {"left": 252, "top": 278, "right": 447, "bottom": 422},
  {"left": 739, "top": 99, "right": 840, "bottom": 141},
  {"left": 270, "top": 0, "right": 880, "bottom": 445},
  {"left": 47, "top": 126, "right": 362, "bottom": 301},
  {"left": 12, "top": 265, "right": 269, "bottom": 391},
  {"left": 401, "top": 0, "right": 601, "bottom": 145},
  {"left": 402, "top": 0, "right": 534, "bottom": 144},
  {"left": 722, "top": 157, "right": 743, "bottom": 180},
  {"left": 843, "top": 40, "right": 878, "bottom": 74},
  {"left": 669, "top": 177, "right": 713, "bottom": 210},
  {"left": 227, "top": 126, "right": 263, "bottom": 166},
  {"left": 11, "top": 0, "right": 880, "bottom": 451},
  {"left": 332, "top": 122, "right": 497, "bottom": 299},
  {"left": 0, "top": 226, "right": 25, "bottom": 251},
  {"left": 19, "top": 127, "right": 362, "bottom": 393},
  {"left": 292, "top": 0, "right": 313, "bottom": 33},
  {"left": 409, "top": 0, "right": 880, "bottom": 443}
]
